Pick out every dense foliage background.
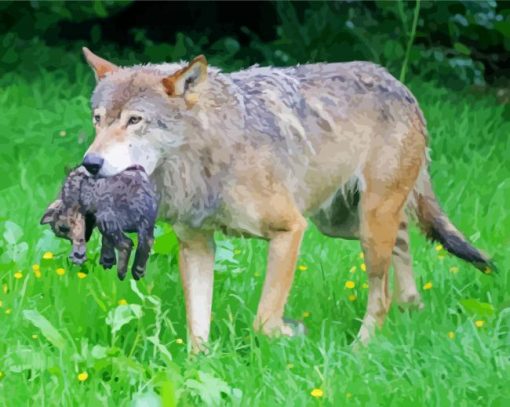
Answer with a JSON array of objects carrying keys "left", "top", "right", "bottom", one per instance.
[{"left": 1, "top": 0, "right": 510, "bottom": 88}]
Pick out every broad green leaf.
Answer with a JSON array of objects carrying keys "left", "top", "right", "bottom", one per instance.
[
  {"left": 3, "top": 220, "right": 23, "bottom": 244},
  {"left": 186, "top": 371, "right": 237, "bottom": 407},
  {"left": 459, "top": 298, "right": 495, "bottom": 318},
  {"left": 130, "top": 389, "right": 161, "bottom": 407},
  {"left": 106, "top": 304, "right": 143, "bottom": 334},
  {"left": 23, "top": 309, "right": 66, "bottom": 350},
  {"left": 454, "top": 42, "right": 471, "bottom": 56}
]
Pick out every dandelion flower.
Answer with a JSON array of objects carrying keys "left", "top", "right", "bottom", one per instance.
[
  {"left": 14, "top": 271, "right": 23, "bottom": 279},
  {"left": 118, "top": 299, "right": 128, "bottom": 306},
  {"left": 360, "top": 263, "right": 366, "bottom": 272},
  {"left": 423, "top": 282, "right": 433, "bottom": 290},
  {"left": 77, "top": 272, "right": 87, "bottom": 279},
  {"left": 42, "top": 251, "right": 54, "bottom": 260},
  {"left": 447, "top": 331, "right": 455, "bottom": 340},
  {"left": 349, "top": 266, "right": 356, "bottom": 273},
  {"left": 5, "top": 308, "right": 12, "bottom": 315},
  {"left": 32, "top": 264, "right": 40, "bottom": 272},
  {"left": 311, "top": 388, "right": 324, "bottom": 398},
  {"left": 34, "top": 270, "right": 42, "bottom": 278},
  {"left": 345, "top": 280, "right": 355, "bottom": 289},
  {"left": 475, "top": 320, "right": 485, "bottom": 328},
  {"left": 77, "top": 372, "right": 88, "bottom": 382},
  {"left": 348, "top": 294, "right": 357, "bottom": 302},
  {"left": 435, "top": 244, "right": 443, "bottom": 252},
  {"left": 176, "top": 338, "right": 184, "bottom": 345},
  {"left": 298, "top": 264, "right": 308, "bottom": 271},
  {"left": 302, "top": 311, "right": 311, "bottom": 318},
  {"left": 449, "top": 266, "right": 459, "bottom": 274},
  {"left": 55, "top": 268, "right": 65, "bottom": 276}
]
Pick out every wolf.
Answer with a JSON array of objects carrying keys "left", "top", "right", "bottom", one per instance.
[{"left": 79, "top": 47, "right": 493, "bottom": 352}]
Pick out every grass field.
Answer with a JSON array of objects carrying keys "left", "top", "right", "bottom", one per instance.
[{"left": 0, "top": 64, "right": 509, "bottom": 406}]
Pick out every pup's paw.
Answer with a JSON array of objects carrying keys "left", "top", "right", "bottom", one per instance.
[
  {"left": 99, "top": 255, "right": 116, "bottom": 269},
  {"left": 131, "top": 265, "right": 146, "bottom": 281},
  {"left": 117, "top": 269, "right": 127, "bottom": 281}
]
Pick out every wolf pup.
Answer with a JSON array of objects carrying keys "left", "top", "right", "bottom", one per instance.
[
  {"left": 79, "top": 48, "right": 494, "bottom": 352},
  {"left": 40, "top": 166, "right": 158, "bottom": 280}
]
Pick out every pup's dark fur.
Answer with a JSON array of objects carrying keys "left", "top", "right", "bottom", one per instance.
[{"left": 40, "top": 166, "right": 158, "bottom": 280}]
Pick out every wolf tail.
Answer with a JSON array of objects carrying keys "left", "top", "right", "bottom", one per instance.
[{"left": 407, "top": 167, "right": 495, "bottom": 273}]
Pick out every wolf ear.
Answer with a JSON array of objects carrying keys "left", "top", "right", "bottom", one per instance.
[
  {"left": 40, "top": 199, "right": 62, "bottom": 225},
  {"left": 162, "top": 55, "right": 208, "bottom": 97},
  {"left": 82, "top": 47, "right": 119, "bottom": 81}
]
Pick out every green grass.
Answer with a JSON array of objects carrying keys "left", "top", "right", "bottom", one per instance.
[{"left": 0, "top": 65, "right": 509, "bottom": 407}]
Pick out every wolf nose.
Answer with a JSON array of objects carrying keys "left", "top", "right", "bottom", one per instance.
[{"left": 82, "top": 154, "right": 104, "bottom": 175}]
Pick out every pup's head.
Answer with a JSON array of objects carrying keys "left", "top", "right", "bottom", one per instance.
[
  {"left": 40, "top": 200, "right": 94, "bottom": 265},
  {"left": 81, "top": 47, "right": 209, "bottom": 177}
]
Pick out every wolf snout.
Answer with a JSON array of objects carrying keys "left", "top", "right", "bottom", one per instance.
[{"left": 82, "top": 154, "right": 104, "bottom": 175}]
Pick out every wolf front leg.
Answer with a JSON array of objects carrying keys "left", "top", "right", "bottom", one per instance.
[
  {"left": 175, "top": 227, "right": 215, "bottom": 353},
  {"left": 254, "top": 214, "right": 307, "bottom": 337}
]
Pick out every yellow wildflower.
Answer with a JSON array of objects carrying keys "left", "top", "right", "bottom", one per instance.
[
  {"left": 475, "top": 320, "right": 485, "bottom": 328},
  {"left": 348, "top": 294, "right": 357, "bottom": 302},
  {"left": 32, "top": 264, "right": 40, "bottom": 272},
  {"left": 55, "top": 268, "right": 65, "bottom": 276},
  {"left": 14, "top": 271, "right": 23, "bottom": 279},
  {"left": 360, "top": 263, "right": 366, "bottom": 272},
  {"left": 435, "top": 244, "right": 443, "bottom": 252},
  {"left": 447, "top": 331, "right": 455, "bottom": 340},
  {"left": 302, "top": 311, "right": 311, "bottom": 318},
  {"left": 349, "top": 266, "right": 356, "bottom": 273},
  {"left": 449, "top": 266, "right": 459, "bottom": 274},
  {"left": 77, "top": 372, "right": 88, "bottom": 382},
  {"left": 298, "top": 264, "right": 308, "bottom": 271},
  {"left": 359, "top": 252, "right": 364, "bottom": 259},
  {"left": 345, "top": 280, "right": 355, "bottom": 289},
  {"left": 34, "top": 270, "right": 42, "bottom": 278},
  {"left": 176, "top": 338, "right": 184, "bottom": 345},
  {"left": 311, "top": 388, "right": 324, "bottom": 398},
  {"left": 42, "top": 251, "right": 54, "bottom": 260},
  {"left": 5, "top": 308, "right": 12, "bottom": 315},
  {"left": 118, "top": 299, "right": 128, "bottom": 306},
  {"left": 423, "top": 282, "right": 433, "bottom": 290},
  {"left": 77, "top": 272, "right": 87, "bottom": 279}
]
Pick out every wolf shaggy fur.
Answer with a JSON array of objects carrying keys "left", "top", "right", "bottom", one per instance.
[{"left": 80, "top": 48, "right": 493, "bottom": 351}]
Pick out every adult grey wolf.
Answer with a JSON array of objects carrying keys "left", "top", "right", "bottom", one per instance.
[
  {"left": 80, "top": 47, "right": 493, "bottom": 352},
  {"left": 40, "top": 165, "right": 158, "bottom": 281}
]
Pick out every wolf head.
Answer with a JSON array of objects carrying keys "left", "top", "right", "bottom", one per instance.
[{"left": 81, "top": 47, "right": 209, "bottom": 177}]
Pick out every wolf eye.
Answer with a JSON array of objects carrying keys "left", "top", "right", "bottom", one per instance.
[
  {"left": 127, "top": 116, "right": 142, "bottom": 126},
  {"left": 58, "top": 225, "right": 70, "bottom": 234},
  {"left": 93, "top": 115, "right": 101, "bottom": 125}
]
